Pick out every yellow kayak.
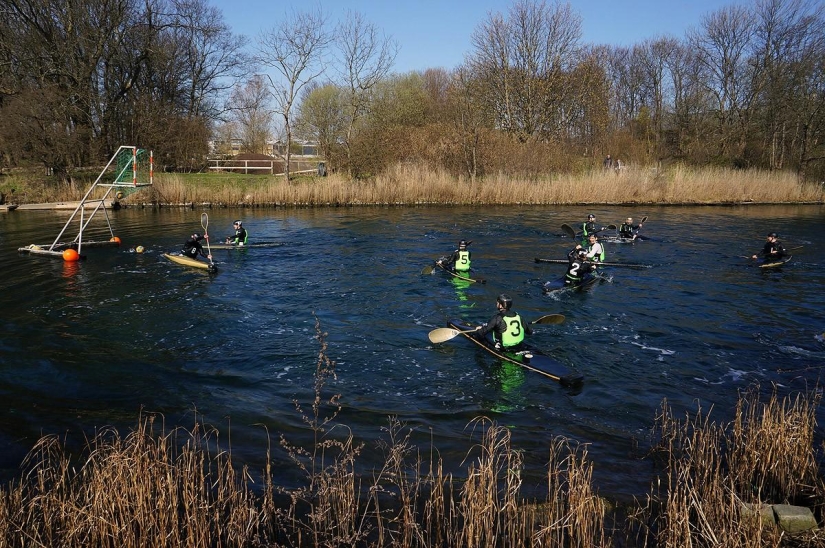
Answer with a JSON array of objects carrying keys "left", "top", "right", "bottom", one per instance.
[{"left": 163, "top": 253, "right": 218, "bottom": 273}]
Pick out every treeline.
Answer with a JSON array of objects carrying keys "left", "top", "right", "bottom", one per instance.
[{"left": 2, "top": 0, "right": 824, "bottom": 183}]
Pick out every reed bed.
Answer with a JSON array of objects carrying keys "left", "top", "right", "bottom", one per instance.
[
  {"left": 110, "top": 163, "right": 825, "bottom": 207},
  {"left": 2, "top": 324, "right": 824, "bottom": 547},
  {"left": 3, "top": 162, "right": 823, "bottom": 206},
  {"left": 628, "top": 387, "right": 825, "bottom": 547},
  {"left": 0, "top": 318, "right": 610, "bottom": 548}
]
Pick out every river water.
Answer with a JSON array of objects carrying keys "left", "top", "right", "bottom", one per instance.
[{"left": 1, "top": 204, "right": 824, "bottom": 501}]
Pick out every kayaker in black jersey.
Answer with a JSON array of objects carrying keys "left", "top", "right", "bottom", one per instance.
[
  {"left": 565, "top": 248, "right": 595, "bottom": 286},
  {"left": 437, "top": 239, "right": 471, "bottom": 274},
  {"left": 475, "top": 294, "right": 532, "bottom": 350},
  {"left": 619, "top": 217, "right": 643, "bottom": 239},
  {"left": 752, "top": 232, "right": 786, "bottom": 262},
  {"left": 182, "top": 233, "right": 211, "bottom": 261},
  {"left": 225, "top": 220, "right": 248, "bottom": 246}
]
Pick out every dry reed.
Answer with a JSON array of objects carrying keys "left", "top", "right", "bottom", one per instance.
[
  {"left": 3, "top": 160, "right": 824, "bottom": 206},
  {"left": 59, "top": 162, "right": 825, "bottom": 207},
  {"left": 629, "top": 386, "right": 825, "bottom": 548},
  {"left": 0, "top": 317, "right": 611, "bottom": 547},
  {"left": 1, "top": 319, "right": 822, "bottom": 547}
]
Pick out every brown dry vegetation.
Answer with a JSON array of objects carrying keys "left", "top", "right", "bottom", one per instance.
[
  {"left": 3, "top": 163, "right": 823, "bottom": 207},
  {"left": 1, "top": 321, "right": 823, "bottom": 547},
  {"left": 142, "top": 164, "right": 825, "bottom": 207}
]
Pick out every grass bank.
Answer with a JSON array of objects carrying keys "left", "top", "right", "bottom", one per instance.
[
  {"left": 1, "top": 321, "right": 823, "bottom": 547},
  {"left": 2, "top": 163, "right": 824, "bottom": 206}
]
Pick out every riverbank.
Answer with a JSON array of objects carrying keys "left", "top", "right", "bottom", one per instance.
[{"left": 3, "top": 163, "right": 824, "bottom": 206}]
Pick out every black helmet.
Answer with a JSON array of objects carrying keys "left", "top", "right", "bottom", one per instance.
[
  {"left": 496, "top": 293, "right": 513, "bottom": 310},
  {"left": 459, "top": 240, "right": 467, "bottom": 249},
  {"left": 588, "top": 214, "right": 596, "bottom": 220},
  {"left": 234, "top": 220, "right": 242, "bottom": 227},
  {"left": 192, "top": 232, "right": 202, "bottom": 240},
  {"left": 767, "top": 232, "right": 777, "bottom": 238},
  {"left": 578, "top": 249, "right": 587, "bottom": 258}
]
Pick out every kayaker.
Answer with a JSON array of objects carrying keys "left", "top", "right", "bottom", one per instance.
[
  {"left": 437, "top": 239, "right": 471, "bottom": 274},
  {"left": 579, "top": 214, "right": 598, "bottom": 245},
  {"left": 578, "top": 234, "right": 605, "bottom": 264},
  {"left": 475, "top": 294, "right": 532, "bottom": 350},
  {"left": 619, "top": 217, "right": 642, "bottom": 239},
  {"left": 752, "top": 232, "right": 785, "bottom": 262},
  {"left": 182, "top": 233, "right": 211, "bottom": 261},
  {"left": 565, "top": 248, "right": 595, "bottom": 286},
  {"left": 225, "top": 219, "right": 248, "bottom": 246}
]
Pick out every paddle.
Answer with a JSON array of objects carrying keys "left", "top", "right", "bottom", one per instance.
[
  {"left": 428, "top": 327, "right": 477, "bottom": 343},
  {"left": 201, "top": 212, "right": 214, "bottom": 267},
  {"left": 596, "top": 224, "right": 618, "bottom": 233},
  {"left": 534, "top": 257, "right": 652, "bottom": 269},
  {"left": 428, "top": 314, "right": 566, "bottom": 343},
  {"left": 634, "top": 216, "right": 648, "bottom": 239},
  {"left": 561, "top": 224, "right": 576, "bottom": 238}
]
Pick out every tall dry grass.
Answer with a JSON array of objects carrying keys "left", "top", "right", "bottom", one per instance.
[
  {"left": 133, "top": 163, "right": 825, "bottom": 207},
  {"left": 628, "top": 387, "right": 825, "bottom": 548},
  {"left": 0, "top": 317, "right": 609, "bottom": 547}
]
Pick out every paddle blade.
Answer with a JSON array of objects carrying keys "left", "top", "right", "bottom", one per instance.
[
  {"left": 532, "top": 314, "right": 565, "bottom": 325},
  {"left": 640, "top": 216, "right": 648, "bottom": 224},
  {"left": 428, "top": 327, "right": 462, "bottom": 343},
  {"left": 422, "top": 265, "right": 434, "bottom": 275},
  {"left": 560, "top": 224, "right": 576, "bottom": 237},
  {"left": 607, "top": 224, "right": 617, "bottom": 230}
]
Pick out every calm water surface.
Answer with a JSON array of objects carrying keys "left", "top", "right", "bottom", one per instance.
[{"left": 1, "top": 204, "right": 824, "bottom": 500}]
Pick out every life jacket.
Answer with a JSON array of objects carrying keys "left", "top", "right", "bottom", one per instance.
[
  {"left": 496, "top": 312, "right": 525, "bottom": 347},
  {"left": 619, "top": 223, "right": 633, "bottom": 237},
  {"left": 454, "top": 250, "right": 471, "bottom": 272},
  {"left": 589, "top": 242, "right": 606, "bottom": 262}
]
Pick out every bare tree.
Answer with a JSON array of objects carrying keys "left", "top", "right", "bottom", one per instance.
[
  {"left": 468, "top": 0, "right": 582, "bottom": 142},
  {"left": 689, "top": 5, "right": 761, "bottom": 163},
  {"left": 230, "top": 75, "right": 274, "bottom": 154},
  {"left": 335, "top": 10, "right": 397, "bottom": 175},
  {"left": 256, "top": 7, "right": 330, "bottom": 180}
]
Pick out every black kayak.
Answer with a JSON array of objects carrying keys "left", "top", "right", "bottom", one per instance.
[
  {"left": 542, "top": 272, "right": 601, "bottom": 294},
  {"left": 434, "top": 260, "right": 486, "bottom": 283},
  {"left": 448, "top": 319, "right": 583, "bottom": 387}
]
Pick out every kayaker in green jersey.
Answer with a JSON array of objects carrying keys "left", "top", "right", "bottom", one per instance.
[
  {"left": 578, "top": 234, "right": 605, "bottom": 264},
  {"left": 438, "top": 239, "right": 471, "bottom": 273},
  {"left": 225, "top": 220, "right": 248, "bottom": 246},
  {"left": 475, "top": 294, "right": 532, "bottom": 350}
]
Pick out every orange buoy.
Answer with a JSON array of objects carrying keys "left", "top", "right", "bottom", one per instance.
[
  {"left": 63, "top": 248, "right": 80, "bottom": 262},
  {"left": 110, "top": 236, "right": 121, "bottom": 245}
]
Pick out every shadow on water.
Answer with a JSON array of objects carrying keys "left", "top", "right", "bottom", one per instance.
[{"left": 1, "top": 204, "right": 824, "bottom": 499}]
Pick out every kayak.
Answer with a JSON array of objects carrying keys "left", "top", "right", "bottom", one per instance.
[
  {"left": 207, "top": 242, "right": 282, "bottom": 250},
  {"left": 448, "top": 319, "right": 583, "bottom": 387},
  {"left": 434, "top": 259, "right": 486, "bottom": 283},
  {"left": 163, "top": 253, "right": 218, "bottom": 273},
  {"left": 758, "top": 255, "right": 792, "bottom": 269},
  {"left": 600, "top": 235, "right": 640, "bottom": 244},
  {"left": 542, "top": 272, "right": 601, "bottom": 294}
]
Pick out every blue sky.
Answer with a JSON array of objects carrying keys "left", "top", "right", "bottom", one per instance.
[{"left": 212, "top": 0, "right": 736, "bottom": 73}]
